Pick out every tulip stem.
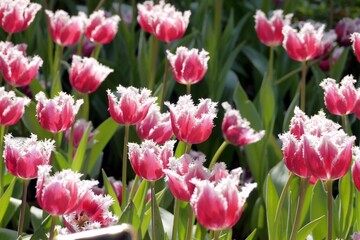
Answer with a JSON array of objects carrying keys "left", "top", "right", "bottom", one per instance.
[
  {"left": 185, "top": 204, "right": 194, "bottom": 240},
  {"left": 300, "top": 61, "right": 308, "bottom": 112},
  {"left": 6, "top": 33, "right": 12, "bottom": 42},
  {"left": 49, "top": 215, "right": 58, "bottom": 240},
  {"left": 150, "top": 180, "right": 157, "bottom": 240},
  {"left": 18, "top": 180, "right": 29, "bottom": 237},
  {"left": 209, "top": 141, "right": 228, "bottom": 169},
  {"left": 290, "top": 177, "right": 309, "bottom": 240},
  {"left": 275, "top": 67, "right": 302, "bottom": 85},
  {"left": 268, "top": 46, "right": 274, "bottom": 85},
  {"left": 160, "top": 43, "right": 171, "bottom": 112},
  {"left": 213, "top": 230, "right": 221, "bottom": 240},
  {"left": 78, "top": 92, "right": 89, "bottom": 120},
  {"left": 122, "top": 124, "right": 130, "bottom": 209},
  {"left": 0, "top": 125, "right": 6, "bottom": 196},
  {"left": 91, "top": 43, "right": 102, "bottom": 60},
  {"left": 186, "top": 84, "right": 191, "bottom": 95},
  {"left": 129, "top": 175, "right": 140, "bottom": 200},
  {"left": 185, "top": 143, "right": 192, "bottom": 154},
  {"left": 94, "top": 0, "right": 106, "bottom": 11},
  {"left": 68, "top": 124, "right": 74, "bottom": 163},
  {"left": 77, "top": 35, "right": 85, "bottom": 56},
  {"left": 172, "top": 198, "right": 181, "bottom": 240},
  {"left": 327, "top": 180, "right": 333, "bottom": 240},
  {"left": 54, "top": 132, "right": 63, "bottom": 150},
  {"left": 341, "top": 115, "right": 350, "bottom": 135}
]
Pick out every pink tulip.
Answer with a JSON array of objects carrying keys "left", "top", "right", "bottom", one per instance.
[
  {"left": 65, "top": 119, "right": 98, "bottom": 148},
  {"left": 62, "top": 190, "right": 118, "bottom": 233},
  {"left": 165, "top": 95, "right": 217, "bottom": 144},
  {"left": 351, "top": 32, "right": 360, "bottom": 62},
  {"left": 137, "top": 1, "right": 157, "bottom": 34},
  {"left": 164, "top": 154, "right": 209, "bottom": 202},
  {"left": 69, "top": 55, "right": 113, "bottom": 94},
  {"left": 282, "top": 22, "right": 324, "bottom": 62},
  {"left": 128, "top": 140, "right": 175, "bottom": 181},
  {"left": 36, "top": 165, "right": 97, "bottom": 216},
  {"left": 336, "top": 18, "right": 360, "bottom": 46},
  {"left": 288, "top": 106, "right": 309, "bottom": 140},
  {"left": 0, "top": 87, "right": 30, "bottom": 126},
  {"left": 254, "top": 9, "right": 292, "bottom": 47},
  {"left": 0, "top": 0, "right": 41, "bottom": 33},
  {"left": 352, "top": 147, "right": 360, "bottom": 192},
  {"left": 320, "top": 75, "right": 358, "bottom": 115},
  {"left": 166, "top": 47, "right": 209, "bottom": 85},
  {"left": 0, "top": 47, "right": 43, "bottom": 87},
  {"left": 45, "top": 10, "right": 85, "bottom": 46},
  {"left": 136, "top": 105, "right": 173, "bottom": 144},
  {"left": 85, "top": 10, "right": 121, "bottom": 44},
  {"left": 35, "top": 91, "right": 83, "bottom": 133},
  {"left": 190, "top": 170, "right": 256, "bottom": 231},
  {"left": 107, "top": 85, "right": 157, "bottom": 125},
  {"left": 4, "top": 134, "right": 54, "bottom": 179},
  {"left": 221, "top": 102, "right": 265, "bottom": 146}
]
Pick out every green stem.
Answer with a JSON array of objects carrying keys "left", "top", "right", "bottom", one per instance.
[
  {"left": 67, "top": 125, "right": 74, "bottom": 163},
  {"left": 0, "top": 125, "right": 6, "bottom": 196},
  {"left": 91, "top": 43, "right": 102, "bottom": 60},
  {"left": 300, "top": 61, "right": 308, "bottom": 112},
  {"left": 150, "top": 181, "right": 157, "bottom": 240},
  {"left": 327, "top": 180, "right": 333, "bottom": 240},
  {"left": 94, "top": 0, "right": 106, "bottom": 11},
  {"left": 51, "top": 45, "right": 64, "bottom": 97},
  {"left": 209, "top": 141, "right": 229, "bottom": 169},
  {"left": 289, "top": 178, "right": 309, "bottom": 240},
  {"left": 121, "top": 124, "right": 130, "bottom": 208},
  {"left": 275, "top": 67, "right": 302, "bottom": 85},
  {"left": 186, "top": 84, "right": 191, "bottom": 95},
  {"left": 172, "top": 198, "right": 181, "bottom": 240},
  {"left": 268, "top": 46, "right": 274, "bottom": 85},
  {"left": 160, "top": 43, "right": 171, "bottom": 112},
  {"left": 17, "top": 180, "right": 29, "bottom": 237},
  {"left": 76, "top": 35, "right": 85, "bottom": 56},
  {"left": 49, "top": 215, "right": 58, "bottom": 240},
  {"left": 185, "top": 143, "right": 192, "bottom": 154},
  {"left": 213, "top": 230, "right": 221, "bottom": 240},
  {"left": 6, "top": 32, "right": 12, "bottom": 42},
  {"left": 129, "top": 175, "right": 140, "bottom": 200},
  {"left": 185, "top": 204, "right": 194, "bottom": 240},
  {"left": 78, "top": 92, "right": 89, "bottom": 120},
  {"left": 274, "top": 173, "right": 295, "bottom": 239},
  {"left": 341, "top": 115, "right": 350, "bottom": 135},
  {"left": 54, "top": 132, "right": 63, "bottom": 150}
]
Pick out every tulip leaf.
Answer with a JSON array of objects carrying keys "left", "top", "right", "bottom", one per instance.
[
  {"left": 71, "top": 124, "right": 90, "bottom": 172},
  {"left": 0, "top": 228, "right": 16, "bottom": 239},
  {"left": 133, "top": 179, "right": 149, "bottom": 217},
  {"left": 2, "top": 197, "right": 21, "bottom": 229},
  {"left": 355, "top": 191, "right": 360, "bottom": 232},
  {"left": 330, "top": 47, "right": 349, "bottom": 80},
  {"left": 0, "top": 178, "right": 15, "bottom": 224},
  {"left": 53, "top": 151, "right": 70, "bottom": 171},
  {"left": 174, "top": 141, "right": 186, "bottom": 158},
  {"left": 30, "top": 206, "right": 48, "bottom": 231},
  {"left": 102, "top": 169, "right": 122, "bottom": 218},
  {"left": 30, "top": 214, "right": 52, "bottom": 240},
  {"left": 265, "top": 174, "right": 279, "bottom": 240},
  {"left": 245, "top": 229, "right": 257, "bottom": 240},
  {"left": 310, "top": 181, "right": 327, "bottom": 240},
  {"left": 88, "top": 118, "right": 119, "bottom": 173},
  {"left": 29, "top": 78, "right": 45, "bottom": 96},
  {"left": 297, "top": 215, "right": 324, "bottom": 240},
  {"left": 119, "top": 200, "right": 141, "bottom": 232},
  {"left": 339, "top": 171, "right": 353, "bottom": 239}
]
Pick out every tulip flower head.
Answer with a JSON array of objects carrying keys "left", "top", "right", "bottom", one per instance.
[
  {"left": 352, "top": 147, "right": 360, "bottom": 192},
  {"left": 0, "top": 0, "right": 41, "bottom": 33},
  {"left": 319, "top": 46, "right": 344, "bottom": 72},
  {"left": 351, "top": 32, "right": 360, "bottom": 62},
  {"left": 107, "top": 85, "right": 157, "bottom": 125},
  {"left": 65, "top": 119, "right": 98, "bottom": 148},
  {"left": 282, "top": 22, "right": 324, "bottom": 62},
  {"left": 320, "top": 75, "right": 358, "bottom": 115},
  {"left": 164, "top": 154, "right": 210, "bottom": 202},
  {"left": 190, "top": 167, "right": 257, "bottom": 231},
  {"left": 85, "top": 10, "right": 121, "bottom": 44},
  {"left": 35, "top": 91, "right": 84, "bottom": 133},
  {"left": 69, "top": 55, "right": 113, "bottom": 94},
  {"left": 222, "top": 102, "right": 265, "bottom": 146},
  {"left": 336, "top": 17, "right": 360, "bottom": 46},
  {"left": 254, "top": 9, "right": 293, "bottom": 46},
  {"left": 0, "top": 47, "right": 43, "bottom": 87},
  {"left": 0, "top": 87, "right": 30, "bottom": 126},
  {"left": 128, "top": 140, "right": 175, "bottom": 181},
  {"left": 137, "top": 1, "right": 157, "bottom": 34},
  {"left": 136, "top": 104, "right": 173, "bottom": 144},
  {"left": 166, "top": 47, "right": 209, "bottom": 85},
  {"left": 3, "top": 134, "right": 54, "bottom": 179},
  {"left": 36, "top": 165, "right": 97, "bottom": 216},
  {"left": 45, "top": 10, "right": 85, "bottom": 46},
  {"left": 165, "top": 95, "right": 217, "bottom": 144}
]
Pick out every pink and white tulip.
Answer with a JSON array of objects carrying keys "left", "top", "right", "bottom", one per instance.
[
  {"left": 166, "top": 47, "right": 209, "bottom": 85},
  {"left": 165, "top": 95, "right": 217, "bottom": 144},
  {"left": 4, "top": 134, "right": 54, "bottom": 179},
  {"left": 69, "top": 55, "right": 113, "bottom": 94},
  {"left": 65, "top": 119, "right": 98, "bottom": 148},
  {"left": 351, "top": 32, "right": 360, "bottom": 62},
  {"left": 0, "top": 87, "right": 30, "bottom": 126},
  {"left": 35, "top": 91, "right": 83, "bottom": 133}
]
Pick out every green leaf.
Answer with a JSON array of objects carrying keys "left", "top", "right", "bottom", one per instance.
[
  {"left": 30, "top": 214, "right": 51, "bottom": 240},
  {"left": 133, "top": 179, "right": 149, "bottom": 217},
  {"left": 310, "top": 181, "right": 327, "bottom": 240},
  {"left": 88, "top": 118, "right": 119, "bottom": 173},
  {"left": 265, "top": 174, "right": 279, "bottom": 240},
  {"left": 245, "top": 229, "right": 257, "bottom": 240},
  {"left": 119, "top": 201, "right": 141, "bottom": 231},
  {"left": 338, "top": 171, "right": 353, "bottom": 239},
  {"left": 147, "top": 187, "right": 165, "bottom": 240},
  {"left": 160, "top": 208, "right": 174, "bottom": 239},
  {"left": 30, "top": 206, "right": 48, "bottom": 231},
  {"left": 102, "top": 169, "right": 122, "bottom": 217},
  {"left": 282, "top": 91, "right": 299, "bottom": 132},
  {"left": 0, "top": 178, "right": 15, "bottom": 224},
  {"left": 330, "top": 47, "right": 350, "bottom": 80},
  {"left": 174, "top": 141, "right": 186, "bottom": 158},
  {"left": 71, "top": 124, "right": 90, "bottom": 172},
  {"left": 242, "top": 46, "right": 268, "bottom": 76},
  {"left": 53, "top": 151, "right": 70, "bottom": 170},
  {"left": 29, "top": 78, "right": 45, "bottom": 97},
  {"left": 297, "top": 215, "right": 325, "bottom": 240},
  {"left": 0, "top": 228, "right": 16, "bottom": 239},
  {"left": 2, "top": 197, "right": 21, "bottom": 228}
]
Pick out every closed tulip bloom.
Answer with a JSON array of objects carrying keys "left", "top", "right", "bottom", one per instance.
[
  {"left": 36, "top": 165, "right": 97, "bottom": 216},
  {"left": 107, "top": 85, "right": 157, "bottom": 125},
  {"left": 69, "top": 55, "right": 113, "bottom": 94},
  {"left": 164, "top": 154, "right": 209, "bottom": 202},
  {"left": 45, "top": 10, "right": 85, "bottom": 46},
  {"left": 166, "top": 47, "right": 209, "bottom": 85},
  {"left": 62, "top": 190, "right": 118, "bottom": 233},
  {"left": 35, "top": 91, "right": 83, "bottom": 133},
  {"left": 128, "top": 140, "right": 175, "bottom": 181},
  {"left": 320, "top": 75, "right": 358, "bottom": 115},
  {"left": 165, "top": 95, "right": 217, "bottom": 144},
  {"left": 136, "top": 105, "right": 173, "bottom": 144},
  {"left": 352, "top": 147, "right": 360, "bottom": 191},
  {"left": 3, "top": 134, "right": 54, "bottom": 179},
  {"left": 254, "top": 9, "right": 292, "bottom": 46},
  {"left": 190, "top": 174, "right": 257, "bottom": 231},
  {"left": 222, "top": 102, "right": 265, "bottom": 146},
  {"left": 0, "top": 48, "right": 43, "bottom": 87},
  {"left": 137, "top": 0, "right": 158, "bottom": 33},
  {"left": 283, "top": 23, "right": 324, "bottom": 62},
  {"left": 0, "top": 0, "right": 41, "bottom": 33},
  {"left": 0, "top": 87, "right": 30, "bottom": 126},
  {"left": 336, "top": 18, "right": 360, "bottom": 46},
  {"left": 85, "top": 10, "right": 121, "bottom": 44},
  {"left": 351, "top": 32, "right": 360, "bottom": 62},
  {"left": 65, "top": 119, "right": 98, "bottom": 148}
]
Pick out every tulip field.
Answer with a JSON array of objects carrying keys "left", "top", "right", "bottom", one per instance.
[{"left": 1, "top": 0, "right": 360, "bottom": 239}]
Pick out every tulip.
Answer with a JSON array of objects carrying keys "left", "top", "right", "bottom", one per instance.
[
  {"left": 351, "top": 32, "right": 360, "bottom": 62},
  {"left": 64, "top": 119, "right": 98, "bottom": 148},
  {"left": 336, "top": 18, "right": 360, "bottom": 46},
  {"left": 352, "top": 147, "right": 360, "bottom": 192},
  {"left": 0, "top": 87, "right": 30, "bottom": 126}
]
